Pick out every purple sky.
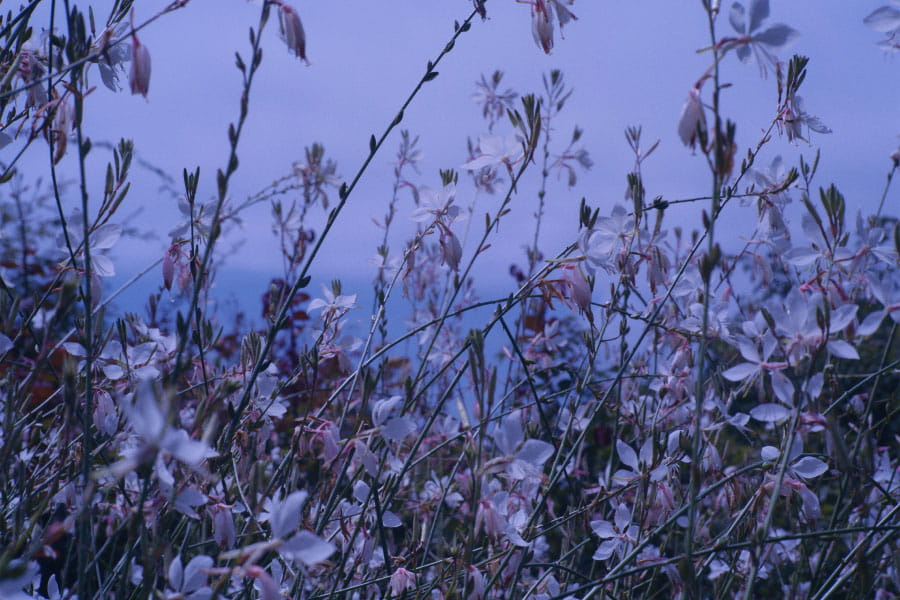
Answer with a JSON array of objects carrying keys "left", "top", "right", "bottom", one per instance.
[{"left": 13, "top": 1, "right": 900, "bottom": 316}]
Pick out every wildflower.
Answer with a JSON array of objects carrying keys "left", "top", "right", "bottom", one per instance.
[
  {"left": 560, "top": 263, "right": 591, "bottom": 316},
  {"left": 777, "top": 94, "right": 831, "bottom": 143},
  {"left": 612, "top": 438, "right": 669, "bottom": 487},
  {"left": 0, "top": 560, "right": 41, "bottom": 600},
  {"left": 591, "top": 503, "right": 638, "bottom": 561},
  {"left": 105, "top": 383, "right": 218, "bottom": 480},
  {"left": 411, "top": 183, "right": 459, "bottom": 224},
  {"left": 722, "top": 331, "right": 795, "bottom": 405},
  {"left": 261, "top": 491, "right": 336, "bottom": 566},
  {"left": 316, "top": 327, "right": 362, "bottom": 376},
  {"left": 728, "top": 0, "right": 798, "bottom": 76},
  {"left": 475, "top": 490, "right": 530, "bottom": 547},
  {"left": 761, "top": 437, "right": 828, "bottom": 521},
  {"left": 129, "top": 33, "right": 151, "bottom": 98},
  {"left": 45, "top": 93, "right": 75, "bottom": 162},
  {"left": 489, "top": 410, "right": 555, "bottom": 481},
  {"left": 677, "top": 85, "right": 706, "bottom": 150},
  {"left": 277, "top": 2, "right": 308, "bottom": 63},
  {"left": 461, "top": 133, "right": 523, "bottom": 171},
  {"left": 551, "top": 0, "right": 578, "bottom": 29},
  {"left": 865, "top": 5, "right": 900, "bottom": 54},
  {"left": 93, "top": 22, "right": 131, "bottom": 91},
  {"left": 390, "top": 567, "right": 416, "bottom": 596},
  {"left": 438, "top": 223, "right": 463, "bottom": 271},
  {"left": 16, "top": 45, "right": 48, "bottom": 108},
  {"left": 473, "top": 71, "right": 518, "bottom": 132},
  {"left": 247, "top": 565, "right": 282, "bottom": 600},
  {"left": 164, "top": 554, "right": 213, "bottom": 600},
  {"left": 371, "top": 396, "right": 417, "bottom": 443},
  {"left": 531, "top": 0, "right": 554, "bottom": 54},
  {"left": 865, "top": 5, "right": 900, "bottom": 37},
  {"left": 579, "top": 204, "right": 636, "bottom": 274},
  {"left": 308, "top": 283, "right": 358, "bottom": 316}
]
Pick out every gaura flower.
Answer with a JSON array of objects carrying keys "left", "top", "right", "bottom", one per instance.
[
  {"left": 277, "top": 3, "right": 308, "bottom": 63},
  {"left": 438, "top": 223, "right": 463, "bottom": 271},
  {"left": 531, "top": 0, "right": 554, "bottom": 54},
  {"left": 130, "top": 33, "right": 151, "bottom": 98},
  {"left": 677, "top": 85, "right": 706, "bottom": 150},
  {"left": 461, "top": 133, "right": 523, "bottom": 171},
  {"left": 561, "top": 263, "right": 592, "bottom": 316},
  {"left": 389, "top": 567, "right": 416, "bottom": 596}
]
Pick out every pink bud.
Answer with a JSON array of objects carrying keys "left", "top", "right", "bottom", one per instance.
[
  {"left": 473, "top": 0, "right": 487, "bottom": 19},
  {"left": 561, "top": 263, "right": 591, "bottom": 315},
  {"left": 531, "top": 0, "right": 554, "bottom": 54},
  {"left": 129, "top": 34, "right": 151, "bottom": 98},
  {"left": 677, "top": 86, "right": 706, "bottom": 150},
  {"left": 278, "top": 4, "right": 308, "bottom": 63},
  {"left": 439, "top": 226, "right": 462, "bottom": 272},
  {"left": 162, "top": 245, "right": 177, "bottom": 291}
]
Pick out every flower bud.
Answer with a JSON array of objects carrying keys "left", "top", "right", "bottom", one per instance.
[
  {"left": 278, "top": 4, "right": 308, "bottom": 63},
  {"left": 531, "top": 0, "right": 554, "bottom": 54},
  {"left": 439, "top": 226, "right": 462, "bottom": 272},
  {"left": 677, "top": 86, "right": 706, "bottom": 150},
  {"left": 129, "top": 34, "right": 151, "bottom": 98},
  {"left": 162, "top": 245, "right": 178, "bottom": 291},
  {"left": 561, "top": 263, "right": 591, "bottom": 315}
]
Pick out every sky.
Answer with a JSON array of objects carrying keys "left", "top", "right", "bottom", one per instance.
[{"left": 9, "top": 1, "right": 900, "bottom": 324}]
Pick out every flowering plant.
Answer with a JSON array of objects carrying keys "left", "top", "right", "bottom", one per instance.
[{"left": 1, "top": 1, "right": 899, "bottom": 599}]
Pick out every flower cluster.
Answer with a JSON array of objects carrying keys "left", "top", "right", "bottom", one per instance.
[{"left": 3, "top": 3, "right": 900, "bottom": 600}]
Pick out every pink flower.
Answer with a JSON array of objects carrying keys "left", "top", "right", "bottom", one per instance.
[
  {"left": 531, "top": 0, "right": 554, "bottom": 54},
  {"left": 677, "top": 85, "right": 706, "bottom": 150},
  {"left": 438, "top": 224, "right": 462, "bottom": 271},
  {"left": 389, "top": 567, "right": 416, "bottom": 596},
  {"left": 278, "top": 3, "right": 308, "bottom": 63},
  {"left": 130, "top": 33, "right": 151, "bottom": 98},
  {"left": 162, "top": 245, "right": 178, "bottom": 291},
  {"left": 561, "top": 263, "right": 591, "bottom": 316}
]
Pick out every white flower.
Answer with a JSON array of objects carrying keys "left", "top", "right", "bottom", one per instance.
[
  {"left": 109, "top": 383, "right": 218, "bottom": 478},
  {"left": 389, "top": 567, "right": 416, "bottom": 596},
  {"left": 462, "top": 133, "right": 523, "bottom": 171},
  {"left": 93, "top": 22, "right": 132, "bottom": 92},
  {"left": 261, "top": 491, "right": 335, "bottom": 566},
  {"left": 308, "top": 284, "right": 358, "bottom": 317},
  {"left": 579, "top": 205, "right": 635, "bottom": 274},
  {"left": 411, "top": 184, "right": 459, "bottom": 223},
  {"left": 490, "top": 410, "right": 555, "bottom": 481},
  {"left": 165, "top": 554, "right": 213, "bottom": 600},
  {"left": 778, "top": 94, "right": 831, "bottom": 143},
  {"left": 728, "top": 0, "right": 799, "bottom": 76},
  {"left": 591, "top": 503, "right": 638, "bottom": 561},
  {"left": 58, "top": 212, "right": 122, "bottom": 278}
]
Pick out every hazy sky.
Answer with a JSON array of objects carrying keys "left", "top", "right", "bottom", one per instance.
[{"left": 12, "top": 1, "right": 900, "bottom": 318}]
